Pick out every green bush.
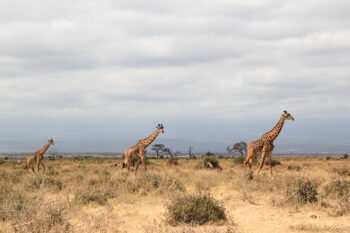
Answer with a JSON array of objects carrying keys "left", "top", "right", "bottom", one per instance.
[
  {"left": 199, "top": 155, "right": 221, "bottom": 169},
  {"left": 234, "top": 155, "right": 246, "bottom": 164},
  {"left": 343, "top": 154, "right": 349, "bottom": 159},
  {"left": 165, "top": 192, "right": 227, "bottom": 225},
  {"left": 131, "top": 157, "right": 150, "bottom": 166},
  {"left": 0, "top": 160, "right": 5, "bottom": 165},
  {"left": 265, "top": 159, "right": 281, "bottom": 167}
]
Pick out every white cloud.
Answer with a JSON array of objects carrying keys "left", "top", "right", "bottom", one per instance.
[{"left": 0, "top": 0, "right": 349, "bottom": 152}]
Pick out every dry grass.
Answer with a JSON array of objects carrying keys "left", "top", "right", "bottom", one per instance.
[{"left": 0, "top": 156, "right": 349, "bottom": 232}]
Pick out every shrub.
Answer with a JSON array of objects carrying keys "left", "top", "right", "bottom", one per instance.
[
  {"left": 47, "top": 156, "right": 56, "bottom": 161},
  {"left": 165, "top": 192, "right": 227, "bottom": 225},
  {"left": 323, "top": 180, "right": 350, "bottom": 198},
  {"left": 285, "top": 176, "right": 318, "bottom": 204},
  {"left": 199, "top": 155, "right": 221, "bottom": 169},
  {"left": 124, "top": 173, "right": 185, "bottom": 195},
  {"left": 0, "top": 160, "right": 5, "bottom": 165},
  {"left": 287, "top": 165, "right": 301, "bottom": 171},
  {"left": 333, "top": 167, "right": 350, "bottom": 176},
  {"left": 265, "top": 159, "right": 281, "bottom": 167},
  {"left": 131, "top": 157, "right": 150, "bottom": 166},
  {"left": 323, "top": 180, "right": 350, "bottom": 216},
  {"left": 343, "top": 154, "right": 349, "bottom": 159},
  {"left": 326, "top": 156, "right": 331, "bottom": 160},
  {"left": 205, "top": 151, "right": 215, "bottom": 156},
  {"left": 234, "top": 155, "right": 245, "bottom": 164},
  {"left": 74, "top": 188, "right": 108, "bottom": 205},
  {"left": 13, "top": 198, "right": 70, "bottom": 233},
  {"left": 0, "top": 184, "right": 70, "bottom": 232},
  {"left": 168, "top": 157, "right": 179, "bottom": 165}
]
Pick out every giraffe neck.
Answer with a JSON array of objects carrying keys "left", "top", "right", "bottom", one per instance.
[
  {"left": 39, "top": 142, "right": 52, "bottom": 155},
  {"left": 264, "top": 116, "right": 286, "bottom": 141},
  {"left": 140, "top": 130, "right": 160, "bottom": 148}
]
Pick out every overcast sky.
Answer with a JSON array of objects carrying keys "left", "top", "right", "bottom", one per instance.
[{"left": 0, "top": 0, "right": 349, "bottom": 154}]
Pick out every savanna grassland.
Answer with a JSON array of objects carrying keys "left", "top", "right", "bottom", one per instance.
[{"left": 0, "top": 156, "right": 349, "bottom": 233}]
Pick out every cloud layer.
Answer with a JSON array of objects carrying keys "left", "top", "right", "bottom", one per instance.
[{"left": 0, "top": 0, "right": 349, "bottom": 152}]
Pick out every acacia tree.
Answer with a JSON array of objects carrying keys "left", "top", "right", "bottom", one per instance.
[
  {"left": 151, "top": 144, "right": 165, "bottom": 158},
  {"left": 229, "top": 141, "right": 247, "bottom": 156},
  {"left": 162, "top": 147, "right": 180, "bottom": 157}
]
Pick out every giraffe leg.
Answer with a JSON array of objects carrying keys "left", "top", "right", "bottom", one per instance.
[
  {"left": 40, "top": 161, "right": 46, "bottom": 173},
  {"left": 26, "top": 159, "right": 30, "bottom": 172},
  {"left": 244, "top": 148, "right": 254, "bottom": 172},
  {"left": 126, "top": 158, "right": 131, "bottom": 173},
  {"left": 37, "top": 160, "right": 40, "bottom": 172},
  {"left": 135, "top": 149, "right": 146, "bottom": 175},
  {"left": 30, "top": 162, "right": 35, "bottom": 174},
  {"left": 256, "top": 150, "right": 267, "bottom": 175},
  {"left": 125, "top": 150, "right": 132, "bottom": 173},
  {"left": 141, "top": 156, "right": 147, "bottom": 171},
  {"left": 135, "top": 159, "right": 141, "bottom": 175},
  {"left": 268, "top": 152, "right": 273, "bottom": 177}
]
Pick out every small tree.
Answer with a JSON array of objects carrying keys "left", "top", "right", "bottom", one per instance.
[
  {"left": 343, "top": 154, "right": 349, "bottom": 159},
  {"left": 162, "top": 147, "right": 180, "bottom": 157},
  {"left": 226, "top": 146, "right": 234, "bottom": 157},
  {"left": 151, "top": 144, "right": 165, "bottom": 158},
  {"left": 229, "top": 141, "right": 247, "bottom": 155},
  {"left": 205, "top": 151, "right": 215, "bottom": 156},
  {"left": 188, "top": 146, "right": 194, "bottom": 158}
]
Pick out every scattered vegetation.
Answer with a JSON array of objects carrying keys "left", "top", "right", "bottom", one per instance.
[
  {"left": 287, "top": 165, "right": 301, "bottom": 171},
  {"left": 289, "top": 224, "right": 348, "bottom": 232},
  {"left": 265, "top": 158, "right": 281, "bottom": 167},
  {"left": 285, "top": 176, "right": 318, "bottom": 204},
  {"left": 333, "top": 167, "right": 350, "bottom": 176},
  {"left": 168, "top": 157, "right": 179, "bottom": 165},
  {"left": 233, "top": 155, "right": 246, "bottom": 164},
  {"left": 323, "top": 180, "right": 350, "bottom": 198},
  {"left": 165, "top": 192, "right": 227, "bottom": 226},
  {"left": 199, "top": 155, "right": 221, "bottom": 169},
  {"left": 322, "top": 179, "right": 350, "bottom": 216},
  {"left": 0, "top": 183, "right": 70, "bottom": 233},
  {"left": 0, "top": 156, "right": 349, "bottom": 232}
]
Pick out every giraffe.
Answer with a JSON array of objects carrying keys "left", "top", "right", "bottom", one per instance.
[
  {"left": 244, "top": 111, "right": 294, "bottom": 177},
  {"left": 123, "top": 124, "right": 164, "bottom": 175},
  {"left": 26, "top": 139, "right": 54, "bottom": 173}
]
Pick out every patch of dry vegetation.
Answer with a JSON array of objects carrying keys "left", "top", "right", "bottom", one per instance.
[
  {"left": 0, "top": 156, "right": 349, "bottom": 233},
  {"left": 165, "top": 191, "right": 227, "bottom": 226}
]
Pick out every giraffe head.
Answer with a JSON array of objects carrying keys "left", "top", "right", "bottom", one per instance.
[
  {"left": 282, "top": 110, "right": 294, "bottom": 121},
  {"left": 48, "top": 138, "right": 55, "bottom": 145},
  {"left": 156, "top": 124, "right": 164, "bottom": 133}
]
